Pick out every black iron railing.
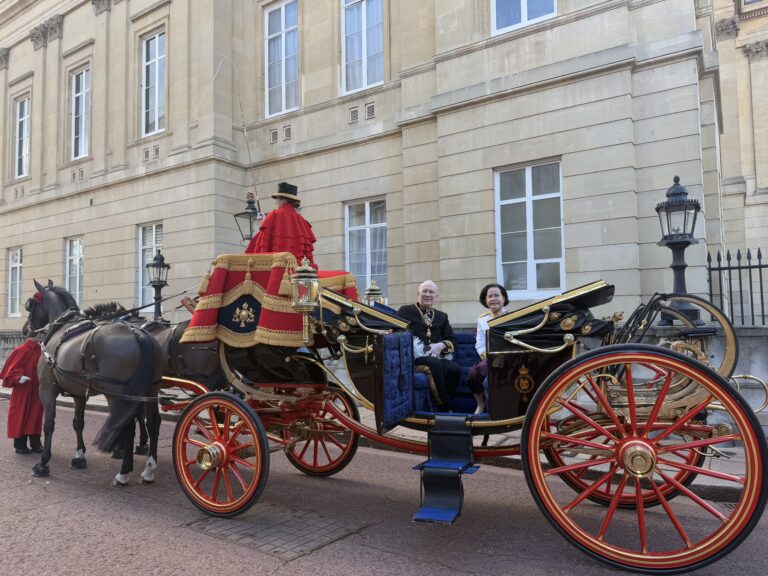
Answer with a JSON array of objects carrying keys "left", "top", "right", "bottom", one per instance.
[{"left": 708, "top": 249, "right": 767, "bottom": 326}]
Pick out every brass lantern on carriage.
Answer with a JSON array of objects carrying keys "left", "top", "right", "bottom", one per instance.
[
  {"left": 290, "top": 257, "right": 321, "bottom": 344},
  {"left": 363, "top": 279, "right": 386, "bottom": 306}
]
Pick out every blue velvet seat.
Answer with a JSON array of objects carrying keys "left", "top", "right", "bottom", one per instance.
[{"left": 451, "top": 332, "right": 480, "bottom": 413}]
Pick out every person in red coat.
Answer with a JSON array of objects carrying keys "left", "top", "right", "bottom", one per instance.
[
  {"left": 1, "top": 336, "right": 44, "bottom": 454},
  {"left": 245, "top": 182, "right": 316, "bottom": 265}
]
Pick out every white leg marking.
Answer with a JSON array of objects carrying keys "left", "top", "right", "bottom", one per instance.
[
  {"left": 141, "top": 456, "right": 158, "bottom": 484},
  {"left": 75, "top": 448, "right": 85, "bottom": 459},
  {"left": 113, "top": 473, "right": 130, "bottom": 487}
]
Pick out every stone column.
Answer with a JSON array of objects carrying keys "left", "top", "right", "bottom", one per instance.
[
  {"left": 744, "top": 41, "right": 768, "bottom": 193},
  {"left": 28, "top": 22, "right": 47, "bottom": 193},
  {"left": 91, "top": 0, "right": 111, "bottom": 177},
  {"left": 43, "top": 15, "right": 63, "bottom": 191},
  {"left": 169, "top": 0, "right": 190, "bottom": 156},
  {"left": 106, "top": 0, "right": 127, "bottom": 172},
  {"left": 0, "top": 48, "right": 8, "bottom": 187}
]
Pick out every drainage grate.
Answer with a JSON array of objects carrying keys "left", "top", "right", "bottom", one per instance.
[{"left": 187, "top": 503, "right": 367, "bottom": 560}]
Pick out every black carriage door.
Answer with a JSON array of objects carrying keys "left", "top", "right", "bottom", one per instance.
[{"left": 373, "top": 332, "right": 415, "bottom": 434}]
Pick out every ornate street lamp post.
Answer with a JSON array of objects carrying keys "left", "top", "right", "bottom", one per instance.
[
  {"left": 655, "top": 176, "right": 702, "bottom": 325},
  {"left": 146, "top": 249, "right": 170, "bottom": 321},
  {"left": 234, "top": 189, "right": 264, "bottom": 242}
]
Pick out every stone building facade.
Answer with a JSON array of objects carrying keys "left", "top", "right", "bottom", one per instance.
[{"left": 0, "top": 0, "right": 740, "bottom": 329}]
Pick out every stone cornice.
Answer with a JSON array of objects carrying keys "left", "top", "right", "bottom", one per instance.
[
  {"left": 743, "top": 40, "right": 768, "bottom": 61},
  {"left": 715, "top": 17, "right": 739, "bottom": 41},
  {"left": 0, "top": 47, "right": 9, "bottom": 70}
]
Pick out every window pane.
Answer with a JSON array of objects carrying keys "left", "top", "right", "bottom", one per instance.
[
  {"left": 533, "top": 228, "right": 561, "bottom": 259},
  {"left": 371, "top": 227, "right": 387, "bottom": 273},
  {"left": 285, "top": 1, "right": 298, "bottom": 28},
  {"left": 503, "top": 262, "right": 527, "bottom": 291},
  {"left": 500, "top": 169, "right": 525, "bottom": 201},
  {"left": 528, "top": 0, "right": 555, "bottom": 20},
  {"left": 532, "top": 197, "right": 560, "bottom": 229},
  {"left": 497, "top": 0, "right": 522, "bottom": 28},
  {"left": 370, "top": 200, "right": 386, "bottom": 224},
  {"left": 348, "top": 204, "right": 365, "bottom": 227},
  {"left": 371, "top": 273, "right": 388, "bottom": 297},
  {"left": 536, "top": 262, "right": 560, "bottom": 289},
  {"left": 532, "top": 162, "right": 559, "bottom": 196},
  {"left": 268, "top": 9, "right": 281, "bottom": 35},
  {"left": 501, "top": 231, "right": 527, "bottom": 262},
  {"left": 500, "top": 203, "right": 525, "bottom": 233},
  {"left": 158, "top": 56, "right": 166, "bottom": 130}
]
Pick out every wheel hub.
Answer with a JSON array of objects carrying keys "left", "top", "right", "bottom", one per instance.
[
  {"left": 196, "top": 442, "right": 225, "bottom": 470},
  {"left": 619, "top": 440, "right": 656, "bottom": 478}
]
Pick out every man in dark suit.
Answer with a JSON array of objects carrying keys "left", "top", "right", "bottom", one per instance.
[{"left": 398, "top": 280, "right": 461, "bottom": 409}]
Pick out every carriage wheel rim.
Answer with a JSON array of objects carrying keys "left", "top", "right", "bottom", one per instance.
[
  {"left": 174, "top": 396, "right": 265, "bottom": 515},
  {"left": 526, "top": 350, "right": 765, "bottom": 571}
]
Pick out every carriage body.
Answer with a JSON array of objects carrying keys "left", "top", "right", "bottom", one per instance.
[{"left": 169, "top": 255, "right": 767, "bottom": 575}]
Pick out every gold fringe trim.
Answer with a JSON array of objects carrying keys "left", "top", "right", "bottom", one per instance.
[
  {"left": 210, "top": 252, "right": 297, "bottom": 273},
  {"left": 262, "top": 293, "right": 297, "bottom": 314},
  {"left": 254, "top": 326, "right": 310, "bottom": 347},
  {"left": 320, "top": 274, "right": 357, "bottom": 292}
]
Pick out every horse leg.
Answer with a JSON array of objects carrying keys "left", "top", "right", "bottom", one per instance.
[
  {"left": 70, "top": 396, "right": 88, "bottom": 469},
  {"left": 33, "top": 385, "right": 57, "bottom": 477},
  {"left": 112, "top": 422, "right": 135, "bottom": 487},
  {"left": 140, "top": 403, "right": 161, "bottom": 484},
  {"left": 135, "top": 410, "right": 149, "bottom": 455}
]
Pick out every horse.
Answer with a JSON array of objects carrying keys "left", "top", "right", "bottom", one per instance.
[{"left": 25, "top": 280, "right": 164, "bottom": 486}]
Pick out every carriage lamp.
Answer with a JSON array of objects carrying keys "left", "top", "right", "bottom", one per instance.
[
  {"left": 146, "top": 249, "right": 170, "bottom": 321},
  {"left": 234, "top": 189, "right": 265, "bottom": 242},
  {"left": 290, "top": 257, "right": 321, "bottom": 344},
  {"left": 363, "top": 279, "right": 385, "bottom": 306},
  {"left": 655, "top": 176, "right": 702, "bottom": 325}
]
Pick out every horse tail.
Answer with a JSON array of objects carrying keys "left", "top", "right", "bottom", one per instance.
[{"left": 93, "top": 328, "right": 159, "bottom": 452}]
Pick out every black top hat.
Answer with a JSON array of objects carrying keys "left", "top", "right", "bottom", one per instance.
[{"left": 271, "top": 182, "right": 300, "bottom": 204}]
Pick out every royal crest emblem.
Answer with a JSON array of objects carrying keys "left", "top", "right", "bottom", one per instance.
[
  {"left": 514, "top": 364, "right": 535, "bottom": 402},
  {"left": 233, "top": 302, "right": 256, "bottom": 328}
]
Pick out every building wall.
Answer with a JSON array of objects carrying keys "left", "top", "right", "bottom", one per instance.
[{"left": 0, "top": 0, "right": 726, "bottom": 331}]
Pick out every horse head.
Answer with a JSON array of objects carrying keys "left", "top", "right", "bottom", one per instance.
[{"left": 26, "top": 279, "right": 80, "bottom": 332}]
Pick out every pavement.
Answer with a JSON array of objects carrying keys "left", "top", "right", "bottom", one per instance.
[{"left": 0, "top": 383, "right": 750, "bottom": 503}]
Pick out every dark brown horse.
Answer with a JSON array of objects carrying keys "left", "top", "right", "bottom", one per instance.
[{"left": 25, "top": 280, "right": 164, "bottom": 485}]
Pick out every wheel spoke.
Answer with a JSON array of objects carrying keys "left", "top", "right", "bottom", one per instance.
[
  {"left": 556, "top": 398, "right": 621, "bottom": 443},
  {"left": 319, "top": 438, "right": 333, "bottom": 462},
  {"left": 563, "top": 465, "right": 619, "bottom": 513},
  {"left": 635, "top": 478, "right": 648, "bottom": 553},
  {"left": 229, "top": 461, "right": 249, "bottom": 491},
  {"left": 642, "top": 371, "right": 673, "bottom": 437},
  {"left": 207, "top": 407, "right": 220, "bottom": 439},
  {"left": 184, "top": 436, "right": 208, "bottom": 449},
  {"left": 193, "top": 468, "right": 211, "bottom": 489},
  {"left": 652, "top": 397, "right": 713, "bottom": 444},
  {"left": 211, "top": 469, "right": 222, "bottom": 502},
  {"left": 545, "top": 456, "right": 615, "bottom": 478},
  {"left": 585, "top": 374, "right": 626, "bottom": 438},
  {"left": 297, "top": 437, "right": 311, "bottom": 460},
  {"left": 222, "top": 408, "right": 231, "bottom": 441},
  {"left": 657, "top": 434, "right": 741, "bottom": 454},
  {"left": 597, "top": 475, "right": 628, "bottom": 540},
  {"left": 656, "top": 469, "right": 728, "bottom": 522},
  {"left": 650, "top": 478, "right": 694, "bottom": 548},
  {"left": 542, "top": 432, "right": 616, "bottom": 452},
  {"left": 657, "top": 457, "right": 745, "bottom": 485},
  {"left": 192, "top": 417, "right": 215, "bottom": 442},
  {"left": 223, "top": 467, "right": 234, "bottom": 501},
  {"left": 325, "top": 432, "right": 347, "bottom": 450},
  {"left": 624, "top": 364, "right": 638, "bottom": 435}
]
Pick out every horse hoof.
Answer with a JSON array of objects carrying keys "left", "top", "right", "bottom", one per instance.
[
  {"left": 32, "top": 463, "right": 50, "bottom": 477},
  {"left": 140, "top": 477, "right": 154, "bottom": 485},
  {"left": 70, "top": 457, "right": 87, "bottom": 469},
  {"left": 134, "top": 444, "right": 149, "bottom": 455},
  {"left": 112, "top": 478, "right": 128, "bottom": 487}
]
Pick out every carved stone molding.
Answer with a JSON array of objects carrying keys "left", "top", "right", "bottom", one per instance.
[
  {"left": 715, "top": 17, "right": 739, "bottom": 41},
  {"left": 92, "top": 0, "right": 111, "bottom": 15},
  {"left": 0, "top": 48, "right": 9, "bottom": 70},
  {"left": 29, "top": 23, "right": 47, "bottom": 50},
  {"left": 743, "top": 40, "right": 768, "bottom": 61},
  {"left": 45, "top": 15, "right": 63, "bottom": 41}
]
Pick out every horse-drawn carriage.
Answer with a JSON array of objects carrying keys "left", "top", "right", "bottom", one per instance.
[{"left": 26, "top": 253, "right": 768, "bottom": 575}]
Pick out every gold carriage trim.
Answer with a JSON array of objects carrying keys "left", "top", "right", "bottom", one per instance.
[{"left": 254, "top": 325, "right": 308, "bottom": 347}]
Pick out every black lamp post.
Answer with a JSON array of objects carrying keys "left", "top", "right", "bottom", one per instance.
[
  {"left": 234, "top": 189, "right": 264, "bottom": 242},
  {"left": 655, "top": 176, "right": 702, "bottom": 325},
  {"left": 146, "top": 249, "right": 170, "bottom": 321}
]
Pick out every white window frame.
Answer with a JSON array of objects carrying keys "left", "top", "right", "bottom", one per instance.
[
  {"left": 494, "top": 161, "right": 564, "bottom": 299},
  {"left": 141, "top": 30, "right": 166, "bottom": 137},
  {"left": 71, "top": 68, "right": 90, "bottom": 160},
  {"left": 341, "top": 0, "right": 384, "bottom": 95},
  {"left": 265, "top": 0, "right": 299, "bottom": 118},
  {"left": 345, "top": 199, "right": 387, "bottom": 298},
  {"left": 138, "top": 223, "right": 163, "bottom": 307},
  {"left": 14, "top": 97, "right": 30, "bottom": 179},
  {"left": 7, "top": 247, "right": 22, "bottom": 317},
  {"left": 65, "top": 237, "right": 85, "bottom": 306},
  {"left": 491, "top": 0, "right": 557, "bottom": 36}
]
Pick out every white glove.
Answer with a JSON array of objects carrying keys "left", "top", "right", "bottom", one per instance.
[
  {"left": 428, "top": 342, "right": 446, "bottom": 357},
  {"left": 18, "top": 376, "right": 30, "bottom": 384}
]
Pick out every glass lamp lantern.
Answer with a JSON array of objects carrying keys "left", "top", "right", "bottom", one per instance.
[
  {"left": 290, "top": 257, "right": 320, "bottom": 343},
  {"left": 363, "top": 279, "right": 385, "bottom": 306},
  {"left": 234, "top": 189, "right": 264, "bottom": 242},
  {"left": 146, "top": 249, "right": 170, "bottom": 320}
]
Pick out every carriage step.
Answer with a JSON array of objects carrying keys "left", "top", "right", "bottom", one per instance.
[{"left": 413, "top": 414, "right": 477, "bottom": 524}]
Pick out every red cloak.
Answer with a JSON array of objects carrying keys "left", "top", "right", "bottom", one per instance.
[
  {"left": 245, "top": 203, "right": 316, "bottom": 265},
  {"left": 1, "top": 339, "right": 44, "bottom": 438}
]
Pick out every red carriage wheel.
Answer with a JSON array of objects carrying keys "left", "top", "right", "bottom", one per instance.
[
  {"left": 173, "top": 392, "right": 269, "bottom": 517},
  {"left": 522, "top": 344, "right": 767, "bottom": 574},
  {"left": 283, "top": 389, "right": 360, "bottom": 477}
]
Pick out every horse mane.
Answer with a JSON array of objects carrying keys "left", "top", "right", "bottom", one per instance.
[
  {"left": 83, "top": 302, "right": 127, "bottom": 319},
  {"left": 48, "top": 285, "right": 80, "bottom": 311}
]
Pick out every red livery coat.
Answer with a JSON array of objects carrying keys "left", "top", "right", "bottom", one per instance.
[
  {"left": 245, "top": 202, "right": 316, "bottom": 265},
  {"left": 1, "top": 339, "right": 44, "bottom": 438}
]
